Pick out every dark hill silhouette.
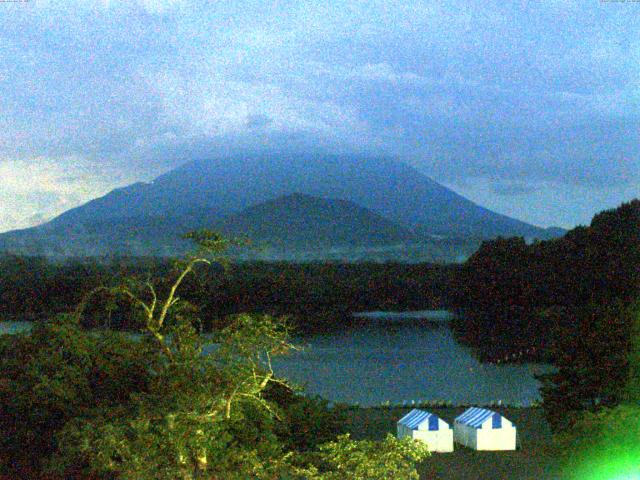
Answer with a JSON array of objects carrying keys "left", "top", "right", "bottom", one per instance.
[
  {"left": 217, "top": 193, "right": 418, "bottom": 248},
  {"left": 0, "top": 153, "right": 564, "bottom": 258}
]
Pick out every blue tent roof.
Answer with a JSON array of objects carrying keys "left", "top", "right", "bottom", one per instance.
[
  {"left": 455, "top": 407, "right": 502, "bottom": 429},
  {"left": 398, "top": 409, "right": 442, "bottom": 431}
]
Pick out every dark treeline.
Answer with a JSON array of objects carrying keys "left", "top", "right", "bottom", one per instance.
[
  {"left": 450, "top": 199, "right": 640, "bottom": 364},
  {"left": 0, "top": 256, "right": 457, "bottom": 333}
]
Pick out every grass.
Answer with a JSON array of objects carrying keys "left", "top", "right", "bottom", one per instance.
[{"left": 342, "top": 406, "right": 564, "bottom": 480}]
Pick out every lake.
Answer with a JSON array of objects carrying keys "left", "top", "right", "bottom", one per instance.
[
  {"left": 272, "top": 311, "right": 550, "bottom": 406},
  {"left": 0, "top": 311, "right": 549, "bottom": 406}
]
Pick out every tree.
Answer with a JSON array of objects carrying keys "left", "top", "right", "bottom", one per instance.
[
  {"left": 0, "top": 315, "right": 155, "bottom": 477},
  {"left": 553, "top": 301, "right": 640, "bottom": 479},
  {"left": 1, "top": 230, "right": 431, "bottom": 479},
  {"left": 50, "top": 313, "right": 299, "bottom": 479},
  {"left": 73, "top": 230, "right": 239, "bottom": 356},
  {"left": 538, "top": 301, "right": 632, "bottom": 431},
  {"left": 302, "top": 434, "right": 430, "bottom": 480},
  {"left": 624, "top": 300, "right": 640, "bottom": 402},
  {"left": 48, "top": 230, "right": 297, "bottom": 479},
  {"left": 450, "top": 199, "right": 640, "bottom": 365}
]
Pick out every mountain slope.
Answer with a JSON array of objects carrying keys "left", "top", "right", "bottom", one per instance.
[
  {"left": 217, "top": 193, "right": 418, "bottom": 248},
  {"left": 0, "top": 153, "right": 564, "bottom": 258},
  {"left": 0, "top": 194, "right": 417, "bottom": 257},
  {"left": 42, "top": 153, "right": 557, "bottom": 238}
]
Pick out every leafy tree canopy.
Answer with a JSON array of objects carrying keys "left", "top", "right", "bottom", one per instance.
[{"left": 0, "top": 230, "right": 430, "bottom": 479}]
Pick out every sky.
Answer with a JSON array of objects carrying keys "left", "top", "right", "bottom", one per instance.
[{"left": 0, "top": 0, "right": 638, "bottom": 232}]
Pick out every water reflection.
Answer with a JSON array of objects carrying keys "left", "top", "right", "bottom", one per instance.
[
  {"left": 272, "top": 311, "right": 550, "bottom": 406},
  {"left": 1, "top": 312, "right": 550, "bottom": 407}
]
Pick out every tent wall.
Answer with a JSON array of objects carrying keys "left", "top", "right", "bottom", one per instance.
[
  {"left": 397, "top": 410, "right": 454, "bottom": 452},
  {"left": 397, "top": 423, "right": 412, "bottom": 439},
  {"left": 412, "top": 429, "right": 454, "bottom": 452},
  {"left": 453, "top": 423, "right": 478, "bottom": 450},
  {"left": 454, "top": 422, "right": 517, "bottom": 451},
  {"left": 476, "top": 427, "right": 517, "bottom": 451}
]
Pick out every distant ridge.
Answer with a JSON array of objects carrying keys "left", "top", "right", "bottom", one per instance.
[
  {"left": 217, "top": 193, "right": 418, "bottom": 248},
  {"left": 0, "top": 153, "right": 564, "bottom": 259}
]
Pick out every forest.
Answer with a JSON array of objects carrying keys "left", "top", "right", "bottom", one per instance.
[
  {"left": 449, "top": 200, "right": 640, "bottom": 432},
  {"left": 450, "top": 199, "right": 640, "bottom": 362},
  {"left": 0, "top": 256, "right": 456, "bottom": 333},
  {"left": 1, "top": 201, "right": 639, "bottom": 478},
  {"left": 0, "top": 231, "right": 438, "bottom": 479}
]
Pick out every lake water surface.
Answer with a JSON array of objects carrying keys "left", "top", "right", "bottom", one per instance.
[
  {"left": 272, "top": 311, "right": 550, "bottom": 406},
  {"left": 1, "top": 311, "right": 549, "bottom": 406}
]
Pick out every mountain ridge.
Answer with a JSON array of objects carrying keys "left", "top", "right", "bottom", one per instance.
[
  {"left": 217, "top": 193, "right": 419, "bottom": 248},
  {"left": 0, "top": 153, "right": 565, "bottom": 260}
]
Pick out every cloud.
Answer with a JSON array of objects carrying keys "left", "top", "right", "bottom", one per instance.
[
  {"left": 128, "top": 0, "right": 184, "bottom": 15},
  {"left": 246, "top": 114, "right": 273, "bottom": 130},
  {"left": 492, "top": 183, "right": 539, "bottom": 196},
  {"left": 138, "top": 64, "right": 372, "bottom": 147},
  {"left": 33, "top": 0, "right": 185, "bottom": 16},
  {"left": 0, "top": 0, "right": 638, "bottom": 229},
  {"left": 0, "top": 157, "right": 133, "bottom": 233},
  {"left": 306, "top": 61, "right": 428, "bottom": 85},
  {"left": 444, "top": 176, "right": 640, "bottom": 229}
]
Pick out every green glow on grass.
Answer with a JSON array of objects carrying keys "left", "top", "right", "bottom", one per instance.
[
  {"left": 560, "top": 403, "right": 640, "bottom": 480},
  {"left": 569, "top": 450, "right": 640, "bottom": 480}
]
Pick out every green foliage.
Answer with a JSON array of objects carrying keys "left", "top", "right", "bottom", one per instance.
[
  {"left": 450, "top": 236, "right": 542, "bottom": 362},
  {"left": 49, "top": 313, "right": 298, "bottom": 479},
  {"left": 549, "top": 299, "right": 640, "bottom": 478},
  {"left": 1, "top": 231, "right": 433, "bottom": 479},
  {"left": 282, "top": 397, "right": 348, "bottom": 452},
  {"left": 0, "top": 315, "right": 155, "bottom": 475},
  {"left": 1, "top": 312, "right": 429, "bottom": 480},
  {"left": 555, "top": 403, "right": 640, "bottom": 480},
  {"left": 264, "top": 382, "right": 349, "bottom": 452},
  {"left": 538, "top": 301, "right": 632, "bottom": 431},
  {"left": 301, "top": 433, "right": 430, "bottom": 480},
  {"left": 451, "top": 200, "right": 640, "bottom": 431},
  {"left": 451, "top": 199, "right": 640, "bottom": 363},
  {"left": 0, "top": 256, "right": 454, "bottom": 332},
  {"left": 182, "top": 229, "right": 233, "bottom": 254},
  {"left": 624, "top": 300, "right": 640, "bottom": 402}
]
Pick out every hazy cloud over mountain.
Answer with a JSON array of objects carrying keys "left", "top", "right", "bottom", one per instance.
[
  {"left": 0, "top": 157, "right": 135, "bottom": 231},
  {"left": 1, "top": 0, "right": 638, "bottom": 231}
]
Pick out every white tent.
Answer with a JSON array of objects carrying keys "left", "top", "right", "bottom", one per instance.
[
  {"left": 453, "top": 407, "right": 516, "bottom": 451},
  {"left": 397, "top": 409, "right": 454, "bottom": 452}
]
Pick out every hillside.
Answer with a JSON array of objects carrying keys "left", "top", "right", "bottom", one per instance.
[
  {"left": 0, "top": 194, "right": 417, "bottom": 257},
  {"left": 450, "top": 198, "right": 640, "bottom": 361},
  {"left": 0, "top": 153, "right": 563, "bottom": 259},
  {"left": 218, "top": 193, "right": 418, "bottom": 248}
]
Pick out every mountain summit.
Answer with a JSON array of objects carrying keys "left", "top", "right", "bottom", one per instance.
[
  {"left": 218, "top": 193, "right": 417, "bottom": 248},
  {"left": 0, "top": 153, "right": 562, "bottom": 259}
]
